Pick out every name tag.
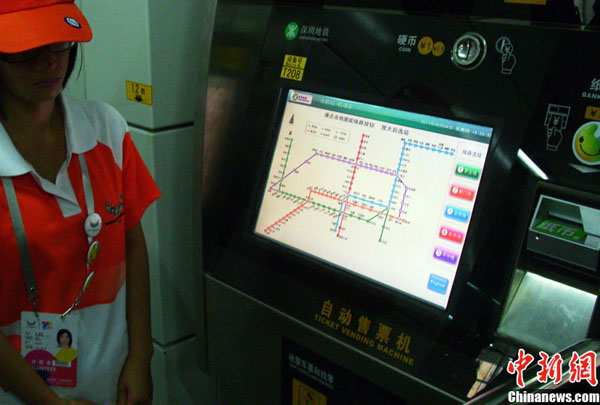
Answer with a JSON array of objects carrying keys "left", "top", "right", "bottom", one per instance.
[{"left": 21, "top": 312, "right": 79, "bottom": 387}]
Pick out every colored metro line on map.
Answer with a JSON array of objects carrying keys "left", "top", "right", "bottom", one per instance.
[{"left": 254, "top": 90, "right": 493, "bottom": 309}]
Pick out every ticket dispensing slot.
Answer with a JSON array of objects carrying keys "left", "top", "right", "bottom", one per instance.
[
  {"left": 497, "top": 270, "right": 597, "bottom": 353},
  {"left": 527, "top": 195, "right": 600, "bottom": 271},
  {"left": 497, "top": 190, "right": 600, "bottom": 354}
]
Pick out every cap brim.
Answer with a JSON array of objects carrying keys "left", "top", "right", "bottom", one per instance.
[{"left": 0, "top": 3, "right": 92, "bottom": 53}]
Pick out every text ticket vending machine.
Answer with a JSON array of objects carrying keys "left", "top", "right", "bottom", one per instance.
[{"left": 199, "top": 1, "right": 600, "bottom": 403}]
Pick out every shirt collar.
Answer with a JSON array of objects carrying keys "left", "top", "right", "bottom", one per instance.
[
  {"left": 62, "top": 94, "right": 97, "bottom": 154},
  {"left": 0, "top": 94, "right": 97, "bottom": 177}
]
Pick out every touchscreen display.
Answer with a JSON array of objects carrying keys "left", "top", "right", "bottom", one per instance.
[{"left": 254, "top": 89, "right": 494, "bottom": 309}]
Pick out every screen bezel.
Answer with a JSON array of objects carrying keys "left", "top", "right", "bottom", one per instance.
[{"left": 245, "top": 85, "right": 504, "bottom": 322}]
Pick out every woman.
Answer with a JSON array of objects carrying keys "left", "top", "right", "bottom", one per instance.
[
  {"left": 57, "top": 330, "right": 72, "bottom": 349},
  {"left": 0, "top": 1, "right": 159, "bottom": 404}
]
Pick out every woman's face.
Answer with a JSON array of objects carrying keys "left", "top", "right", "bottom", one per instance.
[
  {"left": 59, "top": 332, "right": 71, "bottom": 347},
  {"left": 0, "top": 45, "right": 70, "bottom": 108}
]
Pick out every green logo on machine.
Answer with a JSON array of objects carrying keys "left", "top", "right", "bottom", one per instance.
[
  {"left": 572, "top": 121, "right": 600, "bottom": 165},
  {"left": 285, "top": 22, "right": 299, "bottom": 40}
]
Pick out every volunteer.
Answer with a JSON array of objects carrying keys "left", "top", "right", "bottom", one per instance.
[{"left": 0, "top": 1, "right": 160, "bottom": 403}]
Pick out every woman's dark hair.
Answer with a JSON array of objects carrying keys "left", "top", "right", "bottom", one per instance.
[
  {"left": 0, "top": 43, "right": 79, "bottom": 119},
  {"left": 64, "top": 43, "right": 79, "bottom": 89},
  {"left": 57, "top": 328, "right": 73, "bottom": 347}
]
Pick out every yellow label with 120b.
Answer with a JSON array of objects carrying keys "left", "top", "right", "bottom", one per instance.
[{"left": 281, "top": 54, "right": 307, "bottom": 82}]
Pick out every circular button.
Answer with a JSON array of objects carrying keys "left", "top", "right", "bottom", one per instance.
[
  {"left": 452, "top": 32, "right": 487, "bottom": 70},
  {"left": 418, "top": 36, "right": 434, "bottom": 55},
  {"left": 87, "top": 241, "right": 100, "bottom": 265},
  {"left": 84, "top": 212, "right": 102, "bottom": 238},
  {"left": 432, "top": 41, "right": 445, "bottom": 57}
]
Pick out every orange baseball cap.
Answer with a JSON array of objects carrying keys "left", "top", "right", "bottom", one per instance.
[{"left": 0, "top": 0, "right": 92, "bottom": 54}]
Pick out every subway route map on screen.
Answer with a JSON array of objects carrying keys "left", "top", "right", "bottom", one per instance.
[{"left": 254, "top": 89, "right": 493, "bottom": 309}]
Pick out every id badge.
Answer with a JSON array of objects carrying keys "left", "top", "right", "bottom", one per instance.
[{"left": 21, "top": 312, "right": 79, "bottom": 387}]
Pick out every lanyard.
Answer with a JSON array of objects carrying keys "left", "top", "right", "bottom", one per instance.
[{"left": 2, "top": 154, "right": 101, "bottom": 318}]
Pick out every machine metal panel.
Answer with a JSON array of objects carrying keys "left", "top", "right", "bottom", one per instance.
[
  {"left": 205, "top": 275, "right": 462, "bottom": 404},
  {"left": 497, "top": 271, "right": 597, "bottom": 353},
  {"left": 520, "top": 30, "right": 600, "bottom": 195}
]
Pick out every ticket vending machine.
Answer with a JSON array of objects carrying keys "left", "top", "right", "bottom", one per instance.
[{"left": 196, "top": 1, "right": 600, "bottom": 403}]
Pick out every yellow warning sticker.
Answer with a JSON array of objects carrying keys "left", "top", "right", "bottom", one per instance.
[
  {"left": 504, "top": 0, "right": 547, "bottom": 4},
  {"left": 292, "top": 378, "right": 327, "bottom": 405},
  {"left": 281, "top": 54, "right": 307, "bottom": 82},
  {"left": 585, "top": 106, "right": 600, "bottom": 120},
  {"left": 126, "top": 80, "right": 153, "bottom": 106},
  {"left": 283, "top": 54, "right": 307, "bottom": 69}
]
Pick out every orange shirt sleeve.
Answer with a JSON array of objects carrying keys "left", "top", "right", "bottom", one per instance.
[{"left": 121, "top": 132, "right": 161, "bottom": 229}]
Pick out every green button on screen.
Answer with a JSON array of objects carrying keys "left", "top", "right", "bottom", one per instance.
[{"left": 455, "top": 164, "right": 481, "bottom": 179}]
